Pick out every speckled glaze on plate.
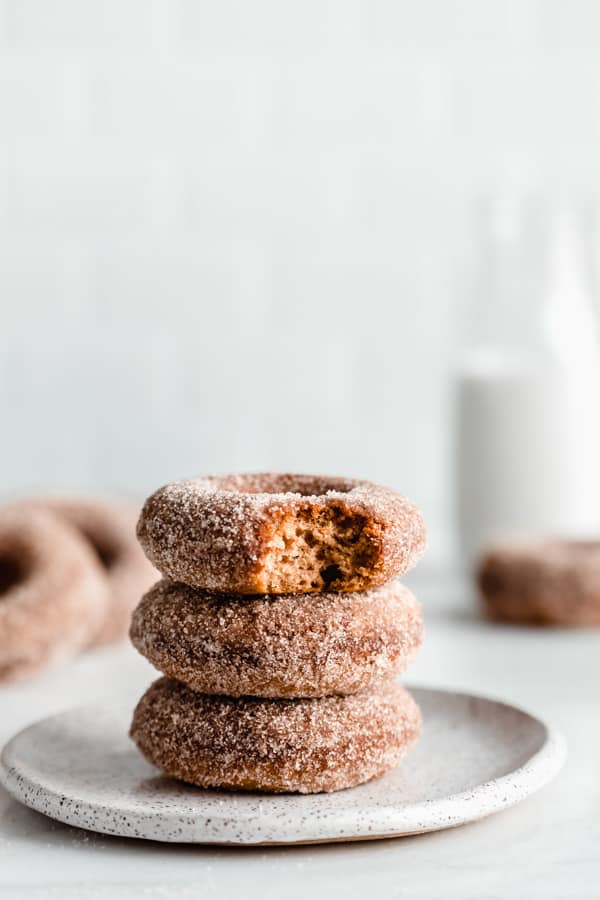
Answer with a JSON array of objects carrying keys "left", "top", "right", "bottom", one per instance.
[{"left": 0, "top": 687, "right": 566, "bottom": 845}]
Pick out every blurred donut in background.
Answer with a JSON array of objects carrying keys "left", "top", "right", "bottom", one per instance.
[
  {"left": 0, "top": 506, "right": 107, "bottom": 682},
  {"left": 477, "top": 538, "right": 600, "bottom": 627},
  {"left": 39, "top": 497, "right": 157, "bottom": 646}
]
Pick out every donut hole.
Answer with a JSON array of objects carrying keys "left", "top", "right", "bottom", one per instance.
[
  {"left": 0, "top": 556, "right": 24, "bottom": 596},
  {"left": 92, "top": 540, "right": 119, "bottom": 571},
  {"left": 218, "top": 473, "right": 355, "bottom": 498},
  {"left": 262, "top": 507, "right": 378, "bottom": 593},
  {"left": 478, "top": 569, "right": 505, "bottom": 597}
]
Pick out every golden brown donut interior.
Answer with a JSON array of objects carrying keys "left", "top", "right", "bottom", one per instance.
[
  {"left": 261, "top": 505, "right": 378, "bottom": 592},
  {"left": 214, "top": 474, "right": 379, "bottom": 593}
]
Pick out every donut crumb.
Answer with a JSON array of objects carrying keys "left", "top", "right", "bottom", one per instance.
[{"left": 262, "top": 507, "right": 378, "bottom": 593}]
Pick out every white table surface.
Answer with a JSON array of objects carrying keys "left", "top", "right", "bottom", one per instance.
[{"left": 1, "top": 573, "right": 599, "bottom": 900}]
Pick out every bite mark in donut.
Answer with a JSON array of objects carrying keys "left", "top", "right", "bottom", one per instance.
[
  {"left": 137, "top": 473, "right": 426, "bottom": 595},
  {"left": 259, "top": 505, "right": 379, "bottom": 592}
]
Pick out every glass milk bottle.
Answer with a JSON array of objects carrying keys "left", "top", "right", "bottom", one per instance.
[{"left": 455, "top": 199, "right": 600, "bottom": 566}]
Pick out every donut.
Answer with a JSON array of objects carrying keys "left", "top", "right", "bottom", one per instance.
[
  {"left": 0, "top": 506, "right": 107, "bottom": 682},
  {"left": 137, "top": 473, "right": 426, "bottom": 594},
  {"left": 35, "top": 497, "right": 157, "bottom": 645},
  {"left": 130, "top": 579, "right": 423, "bottom": 698},
  {"left": 130, "top": 676, "right": 421, "bottom": 793},
  {"left": 478, "top": 538, "right": 600, "bottom": 627}
]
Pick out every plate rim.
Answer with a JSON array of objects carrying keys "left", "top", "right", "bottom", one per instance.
[{"left": 0, "top": 685, "right": 567, "bottom": 845}]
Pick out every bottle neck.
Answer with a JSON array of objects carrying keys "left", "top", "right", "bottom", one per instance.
[{"left": 463, "top": 199, "right": 600, "bottom": 371}]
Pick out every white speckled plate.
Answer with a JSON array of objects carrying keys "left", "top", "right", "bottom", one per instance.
[{"left": 0, "top": 687, "right": 565, "bottom": 845}]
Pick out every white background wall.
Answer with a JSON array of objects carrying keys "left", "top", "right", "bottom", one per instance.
[{"left": 2, "top": 0, "right": 600, "bottom": 562}]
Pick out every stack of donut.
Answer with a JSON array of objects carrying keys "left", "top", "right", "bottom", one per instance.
[{"left": 130, "top": 473, "right": 427, "bottom": 794}]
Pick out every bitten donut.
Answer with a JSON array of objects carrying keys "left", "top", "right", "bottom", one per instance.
[
  {"left": 137, "top": 473, "right": 426, "bottom": 594},
  {"left": 478, "top": 538, "right": 600, "bottom": 627},
  {"left": 131, "top": 580, "right": 423, "bottom": 698},
  {"left": 39, "top": 497, "right": 157, "bottom": 644},
  {"left": 130, "top": 677, "right": 421, "bottom": 793},
  {"left": 0, "top": 506, "right": 107, "bottom": 682}
]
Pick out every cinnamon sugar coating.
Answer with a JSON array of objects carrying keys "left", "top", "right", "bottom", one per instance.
[
  {"left": 131, "top": 579, "right": 423, "bottom": 698},
  {"left": 478, "top": 538, "right": 600, "bottom": 627},
  {"left": 137, "top": 473, "right": 426, "bottom": 594},
  {"left": 0, "top": 506, "right": 107, "bottom": 682},
  {"left": 130, "top": 677, "right": 421, "bottom": 794}
]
